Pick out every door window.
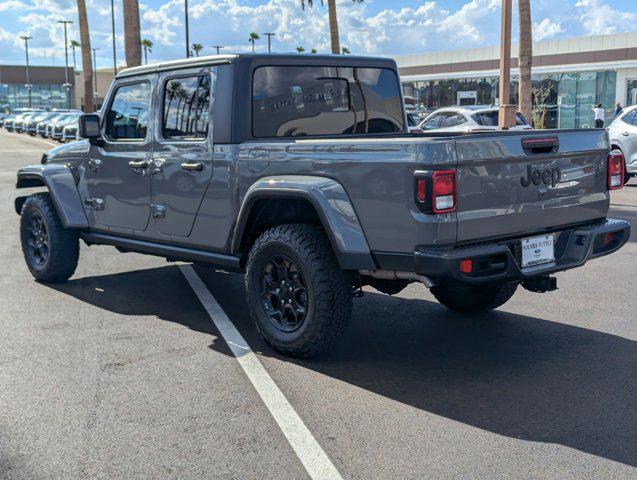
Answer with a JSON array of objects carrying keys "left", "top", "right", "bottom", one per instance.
[
  {"left": 440, "top": 112, "right": 465, "bottom": 128},
  {"left": 104, "top": 82, "right": 151, "bottom": 141},
  {"left": 621, "top": 110, "right": 637, "bottom": 126},
  {"left": 421, "top": 113, "right": 442, "bottom": 130},
  {"left": 162, "top": 75, "right": 210, "bottom": 140}
]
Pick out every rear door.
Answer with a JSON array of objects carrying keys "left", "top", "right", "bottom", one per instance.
[
  {"left": 455, "top": 130, "right": 609, "bottom": 243},
  {"left": 150, "top": 67, "right": 214, "bottom": 237}
]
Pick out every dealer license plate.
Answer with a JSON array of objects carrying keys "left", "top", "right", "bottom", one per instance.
[{"left": 521, "top": 234, "right": 555, "bottom": 268}]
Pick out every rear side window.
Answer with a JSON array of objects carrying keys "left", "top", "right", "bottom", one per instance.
[
  {"left": 252, "top": 66, "right": 404, "bottom": 138},
  {"left": 421, "top": 113, "right": 442, "bottom": 130},
  {"left": 162, "top": 75, "right": 210, "bottom": 140},
  {"left": 105, "top": 82, "right": 151, "bottom": 140}
]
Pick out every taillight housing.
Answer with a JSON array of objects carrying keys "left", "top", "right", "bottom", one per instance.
[
  {"left": 414, "top": 169, "right": 457, "bottom": 214},
  {"left": 608, "top": 150, "right": 624, "bottom": 190}
]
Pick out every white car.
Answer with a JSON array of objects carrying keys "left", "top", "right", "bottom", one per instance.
[
  {"left": 608, "top": 104, "right": 637, "bottom": 184},
  {"left": 418, "top": 106, "right": 532, "bottom": 133}
]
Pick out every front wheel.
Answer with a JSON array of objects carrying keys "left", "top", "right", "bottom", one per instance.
[
  {"left": 431, "top": 282, "right": 518, "bottom": 313},
  {"left": 20, "top": 193, "right": 79, "bottom": 283},
  {"left": 245, "top": 224, "right": 352, "bottom": 358}
]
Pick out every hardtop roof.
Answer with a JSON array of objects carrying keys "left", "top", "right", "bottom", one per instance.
[{"left": 115, "top": 53, "right": 397, "bottom": 79}]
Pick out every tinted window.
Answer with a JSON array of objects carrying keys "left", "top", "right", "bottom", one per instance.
[
  {"left": 162, "top": 75, "right": 210, "bottom": 140},
  {"left": 252, "top": 66, "right": 404, "bottom": 137},
  {"left": 105, "top": 82, "right": 151, "bottom": 140}
]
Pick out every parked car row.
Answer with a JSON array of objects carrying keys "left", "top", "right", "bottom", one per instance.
[{"left": 1, "top": 109, "right": 83, "bottom": 143}]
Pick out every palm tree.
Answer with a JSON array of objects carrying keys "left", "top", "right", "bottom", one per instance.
[
  {"left": 248, "top": 32, "right": 259, "bottom": 52},
  {"left": 141, "top": 38, "right": 153, "bottom": 65},
  {"left": 191, "top": 43, "right": 203, "bottom": 57},
  {"left": 296, "top": 46, "right": 305, "bottom": 53},
  {"left": 518, "top": 0, "right": 533, "bottom": 125},
  {"left": 164, "top": 80, "right": 182, "bottom": 126},
  {"left": 311, "top": 48, "right": 317, "bottom": 54},
  {"left": 70, "top": 40, "right": 80, "bottom": 71},
  {"left": 301, "top": 0, "right": 363, "bottom": 55},
  {"left": 341, "top": 46, "right": 350, "bottom": 54},
  {"left": 76, "top": 0, "right": 93, "bottom": 112},
  {"left": 123, "top": 0, "right": 142, "bottom": 67}
]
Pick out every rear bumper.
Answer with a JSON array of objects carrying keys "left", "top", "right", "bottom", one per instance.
[{"left": 414, "top": 218, "right": 630, "bottom": 284}]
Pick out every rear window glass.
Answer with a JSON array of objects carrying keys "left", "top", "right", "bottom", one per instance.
[
  {"left": 472, "top": 111, "right": 527, "bottom": 126},
  {"left": 252, "top": 66, "right": 404, "bottom": 138}
]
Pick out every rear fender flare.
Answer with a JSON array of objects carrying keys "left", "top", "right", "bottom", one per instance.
[
  {"left": 16, "top": 164, "right": 88, "bottom": 229},
  {"left": 233, "top": 175, "right": 376, "bottom": 270}
]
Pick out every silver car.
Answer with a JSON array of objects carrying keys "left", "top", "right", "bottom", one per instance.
[
  {"left": 608, "top": 104, "right": 637, "bottom": 184},
  {"left": 418, "top": 106, "right": 533, "bottom": 132}
]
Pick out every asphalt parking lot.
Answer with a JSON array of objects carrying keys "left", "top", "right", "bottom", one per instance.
[{"left": 0, "top": 128, "right": 635, "bottom": 479}]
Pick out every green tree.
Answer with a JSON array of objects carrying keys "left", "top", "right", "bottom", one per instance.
[
  {"left": 70, "top": 40, "right": 80, "bottom": 71},
  {"left": 249, "top": 32, "right": 260, "bottom": 52},
  {"left": 341, "top": 46, "right": 350, "bottom": 54},
  {"left": 141, "top": 38, "right": 153, "bottom": 65},
  {"left": 311, "top": 48, "right": 317, "bottom": 54},
  {"left": 300, "top": 0, "right": 363, "bottom": 54},
  {"left": 191, "top": 43, "right": 203, "bottom": 57},
  {"left": 296, "top": 46, "right": 305, "bottom": 53}
]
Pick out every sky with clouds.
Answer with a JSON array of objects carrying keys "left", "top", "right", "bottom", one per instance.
[{"left": 0, "top": 0, "right": 635, "bottom": 69}]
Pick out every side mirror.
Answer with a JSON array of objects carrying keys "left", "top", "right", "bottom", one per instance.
[{"left": 79, "top": 114, "right": 101, "bottom": 140}]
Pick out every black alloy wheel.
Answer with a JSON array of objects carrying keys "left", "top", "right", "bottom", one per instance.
[{"left": 260, "top": 254, "right": 309, "bottom": 333}]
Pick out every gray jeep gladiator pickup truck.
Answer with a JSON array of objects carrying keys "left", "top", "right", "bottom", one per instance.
[{"left": 15, "top": 54, "right": 630, "bottom": 357}]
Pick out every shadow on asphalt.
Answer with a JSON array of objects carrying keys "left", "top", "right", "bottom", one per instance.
[{"left": 48, "top": 264, "right": 636, "bottom": 468}]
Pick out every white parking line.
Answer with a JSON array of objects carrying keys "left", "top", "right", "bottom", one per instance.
[{"left": 179, "top": 264, "right": 344, "bottom": 480}]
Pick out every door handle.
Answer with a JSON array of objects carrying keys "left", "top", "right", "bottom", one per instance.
[
  {"left": 128, "top": 160, "right": 149, "bottom": 169},
  {"left": 181, "top": 161, "right": 204, "bottom": 172}
]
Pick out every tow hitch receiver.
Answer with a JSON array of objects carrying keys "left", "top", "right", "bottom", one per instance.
[{"left": 522, "top": 275, "right": 557, "bottom": 293}]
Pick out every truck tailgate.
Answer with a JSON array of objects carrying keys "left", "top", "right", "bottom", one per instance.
[{"left": 455, "top": 130, "right": 609, "bottom": 243}]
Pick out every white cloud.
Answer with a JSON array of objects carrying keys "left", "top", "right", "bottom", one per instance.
[
  {"left": 574, "top": 0, "right": 637, "bottom": 35},
  {"left": 1, "top": 0, "right": 636, "bottom": 67},
  {"left": 532, "top": 18, "right": 565, "bottom": 41}
]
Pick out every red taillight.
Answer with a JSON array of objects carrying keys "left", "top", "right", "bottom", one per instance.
[
  {"left": 608, "top": 150, "right": 624, "bottom": 190},
  {"left": 416, "top": 178, "right": 426, "bottom": 202},
  {"left": 459, "top": 259, "right": 472, "bottom": 273},
  {"left": 432, "top": 170, "right": 456, "bottom": 213}
]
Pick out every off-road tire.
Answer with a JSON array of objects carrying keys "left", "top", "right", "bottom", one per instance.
[
  {"left": 20, "top": 193, "right": 79, "bottom": 283},
  {"left": 431, "top": 282, "right": 518, "bottom": 313},
  {"left": 245, "top": 224, "right": 352, "bottom": 358}
]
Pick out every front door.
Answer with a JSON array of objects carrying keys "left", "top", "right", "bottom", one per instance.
[
  {"left": 83, "top": 78, "right": 154, "bottom": 232},
  {"left": 150, "top": 69, "right": 214, "bottom": 237}
]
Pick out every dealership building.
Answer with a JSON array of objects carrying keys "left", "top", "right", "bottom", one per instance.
[
  {"left": 0, "top": 65, "right": 75, "bottom": 112},
  {"left": 395, "top": 32, "right": 637, "bottom": 128}
]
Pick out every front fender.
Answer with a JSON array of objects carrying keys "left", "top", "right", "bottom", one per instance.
[
  {"left": 16, "top": 164, "right": 88, "bottom": 229},
  {"left": 233, "top": 175, "right": 376, "bottom": 271}
]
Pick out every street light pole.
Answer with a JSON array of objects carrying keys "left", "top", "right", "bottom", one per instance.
[
  {"left": 19, "top": 35, "right": 33, "bottom": 108},
  {"left": 184, "top": 0, "right": 190, "bottom": 58},
  {"left": 92, "top": 48, "right": 99, "bottom": 106},
  {"left": 498, "top": 0, "right": 515, "bottom": 129},
  {"left": 263, "top": 33, "right": 276, "bottom": 53},
  {"left": 57, "top": 20, "right": 73, "bottom": 111},
  {"left": 212, "top": 45, "right": 223, "bottom": 55},
  {"left": 110, "top": 0, "right": 117, "bottom": 74}
]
